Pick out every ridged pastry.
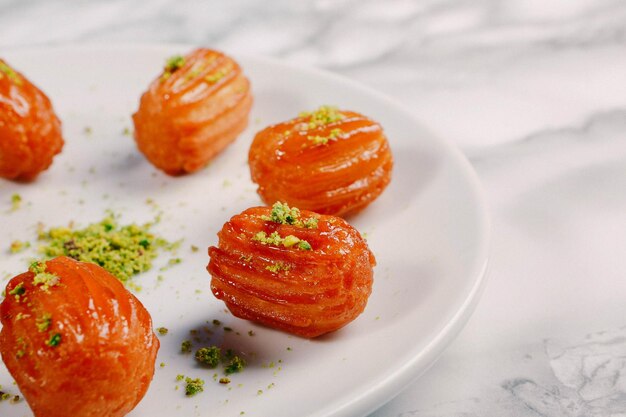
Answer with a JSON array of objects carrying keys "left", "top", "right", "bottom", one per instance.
[
  {"left": 0, "top": 59, "right": 63, "bottom": 181},
  {"left": 133, "top": 48, "right": 253, "bottom": 175},
  {"left": 0, "top": 256, "right": 159, "bottom": 417},
  {"left": 249, "top": 106, "right": 392, "bottom": 216},
  {"left": 207, "top": 202, "right": 375, "bottom": 338}
]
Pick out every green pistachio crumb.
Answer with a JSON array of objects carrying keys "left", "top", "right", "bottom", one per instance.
[
  {"left": 176, "top": 374, "right": 185, "bottom": 381},
  {"left": 15, "top": 338, "right": 27, "bottom": 358},
  {"left": 298, "top": 106, "right": 344, "bottom": 129},
  {"left": 252, "top": 231, "right": 312, "bottom": 251},
  {"left": 10, "top": 194, "right": 22, "bottom": 211},
  {"left": 9, "top": 240, "right": 30, "bottom": 254},
  {"left": 8, "top": 283, "right": 25, "bottom": 301},
  {"left": 0, "top": 61, "right": 22, "bottom": 85},
  {"left": 261, "top": 202, "right": 318, "bottom": 229},
  {"left": 205, "top": 68, "right": 228, "bottom": 84},
  {"left": 160, "top": 257, "right": 182, "bottom": 271},
  {"left": 282, "top": 235, "right": 300, "bottom": 248},
  {"left": 190, "top": 245, "right": 199, "bottom": 252},
  {"left": 35, "top": 313, "right": 52, "bottom": 332},
  {"left": 184, "top": 377, "right": 205, "bottom": 396},
  {"left": 212, "top": 319, "right": 221, "bottom": 326},
  {"left": 157, "top": 327, "right": 169, "bottom": 335},
  {"left": 219, "top": 377, "right": 231, "bottom": 384},
  {"left": 239, "top": 254, "right": 252, "bottom": 263},
  {"left": 195, "top": 346, "right": 221, "bottom": 368},
  {"left": 297, "top": 240, "right": 312, "bottom": 251},
  {"left": 224, "top": 356, "right": 246, "bottom": 375},
  {"left": 307, "top": 128, "right": 344, "bottom": 145},
  {"left": 303, "top": 217, "right": 319, "bottom": 228},
  {"left": 29, "top": 261, "right": 60, "bottom": 292},
  {"left": 181, "top": 340, "right": 193, "bottom": 353},
  {"left": 37, "top": 213, "right": 174, "bottom": 284},
  {"left": 163, "top": 55, "right": 185, "bottom": 78},
  {"left": 265, "top": 262, "right": 291, "bottom": 273},
  {"left": 45, "top": 333, "right": 61, "bottom": 348}
]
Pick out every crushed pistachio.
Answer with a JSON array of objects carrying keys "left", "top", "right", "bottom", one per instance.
[
  {"left": 29, "top": 261, "right": 60, "bottom": 291},
  {"left": 10, "top": 193, "right": 21, "bottom": 211},
  {"left": 239, "top": 254, "right": 252, "bottom": 263},
  {"left": 0, "top": 61, "right": 22, "bottom": 85},
  {"left": 181, "top": 340, "right": 193, "bottom": 353},
  {"left": 252, "top": 231, "right": 312, "bottom": 251},
  {"left": 157, "top": 327, "right": 169, "bottom": 335},
  {"left": 160, "top": 257, "right": 182, "bottom": 272},
  {"left": 160, "top": 362, "right": 166, "bottom": 368},
  {"left": 190, "top": 245, "right": 199, "bottom": 252},
  {"left": 8, "top": 283, "right": 25, "bottom": 301},
  {"left": 37, "top": 214, "right": 174, "bottom": 283},
  {"left": 297, "top": 240, "right": 312, "bottom": 250},
  {"left": 45, "top": 333, "right": 61, "bottom": 348},
  {"left": 298, "top": 105, "right": 345, "bottom": 130},
  {"left": 176, "top": 374, "right": 185, "bottom": 381},
  {"left": 195, "top": 346, "right": 221, "bottom": 368},
  {"left": 224, "top": 355, "right": 246, "bottom": 375},
  {"left": 36, "top": 313, "right": 52, "bottom": 332},
  {"left": 162, "top": 55, "right": 185, "bottom": 81},
  {"left": 205, "top": 68, "right": 228, "bottom": 84},
  {"left": 9, "top": 240, "right": 30, "bottom": 254},
  {"left": 248, "top": 330, "right": 255, "bottom": 336},
  {"left": 184, "top": 377, "right": 205, "bottom": 396},
  {"left": 265, "top": 262, "right": 291, "bottom": 273},
  {"left": 212, "top": 319, "right": 221, "bottom": 326},
  {"left": 15, "top": 337, "right": 27, "bottom": 358},
  {"left": 219, "top": 377, "right": 231, "bottom": 384},
  {"left": 308, "top": 128, "right": 343, "bottom": 145},
  {"left": 261, "top": 202, "right": 318, "bottom": 229}
]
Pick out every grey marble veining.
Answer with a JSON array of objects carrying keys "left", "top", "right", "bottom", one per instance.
[{"left": 0, "top": 1, "right": 625, "bottom": 416}]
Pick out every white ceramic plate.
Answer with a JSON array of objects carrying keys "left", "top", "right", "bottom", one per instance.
[{"left": 0, "top": 45, "right": 489, "bottom": 417}]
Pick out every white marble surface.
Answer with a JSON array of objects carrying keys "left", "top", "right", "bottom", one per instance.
[{"left": 1, "top": 0, "right": 626, "bottom": 416}]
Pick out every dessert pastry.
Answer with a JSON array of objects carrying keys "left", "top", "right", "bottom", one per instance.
[
  {"left": 0, "top": 59, "right": 64, "bottom": 181},
  {"left": 208, "top": 202, "right": 375, "bottom": 338},
  {"left": 132, "top": 48, "right": 253, "bottom": 175},
  {"left": 0, "top": 256, "right": 159, "bottom": 417},
  {"left": 248, "top": 106, "right": 393, "bottom": 216}
]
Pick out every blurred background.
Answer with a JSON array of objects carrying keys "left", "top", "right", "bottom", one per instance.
[{"left": 2, "top": 0, "right": 626, "bottom": 151}]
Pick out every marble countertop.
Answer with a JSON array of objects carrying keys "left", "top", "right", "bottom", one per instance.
[{"left": 1, "top": 1, "right": 625, "bottom": 416}]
